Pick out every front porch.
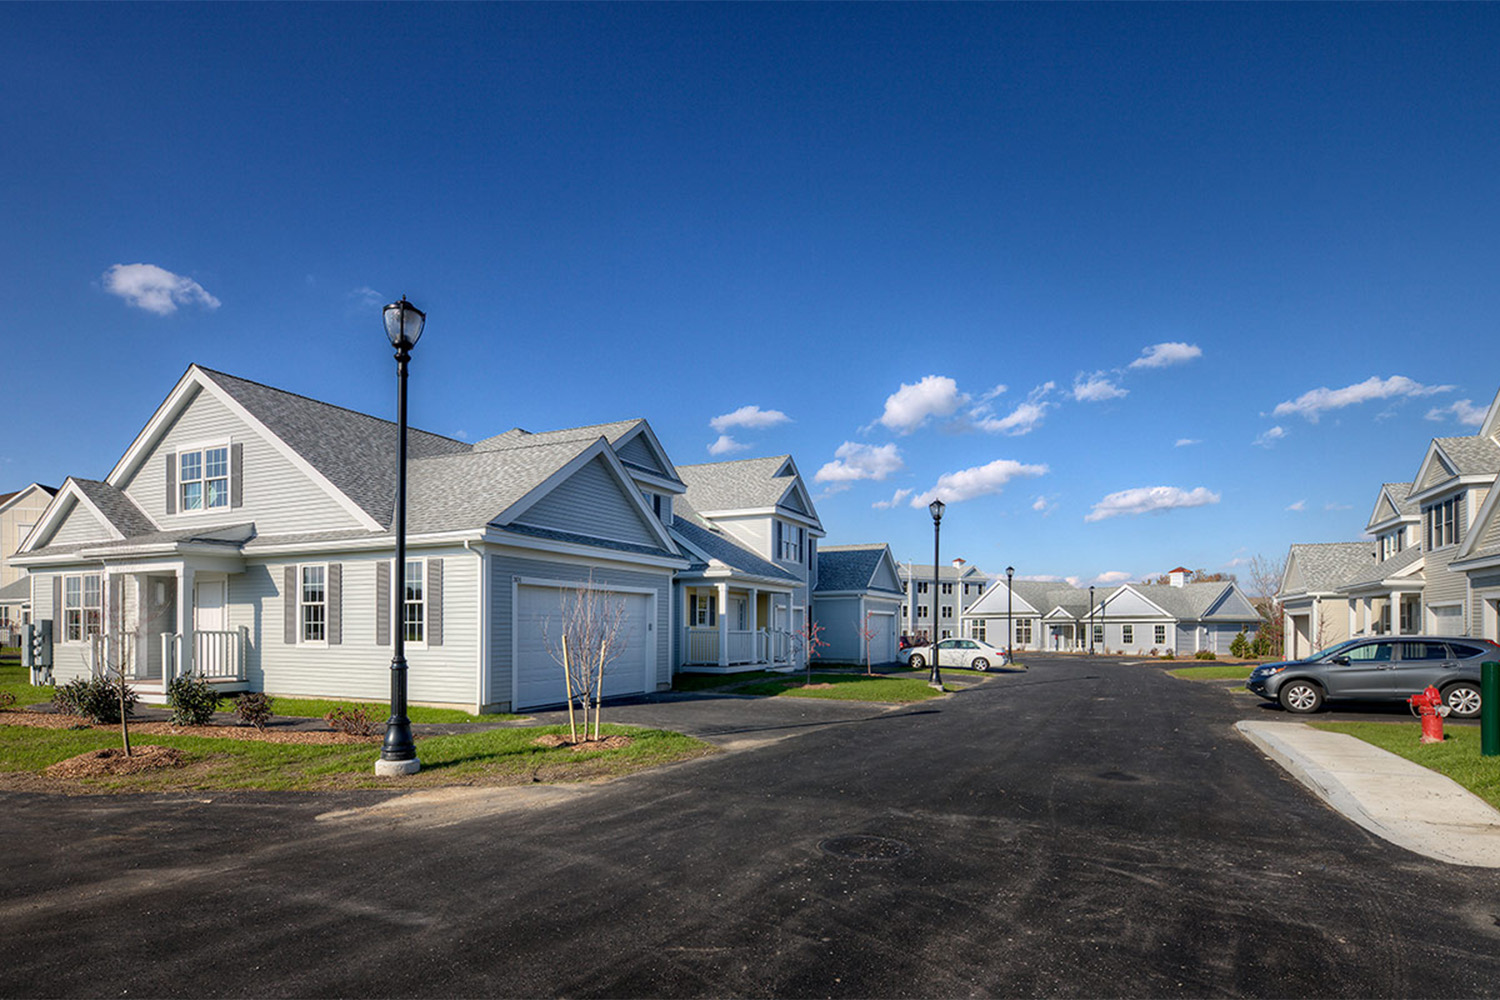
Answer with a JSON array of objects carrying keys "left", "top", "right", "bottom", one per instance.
[
  {"left": 89, "top": 627, "right": 250, "bottom": 702},
  {"left": 679, "top": 582, "right": 800, "bottom": 672}
]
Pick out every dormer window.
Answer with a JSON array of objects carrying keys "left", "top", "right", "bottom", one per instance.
[
  {"left": 181, "top": 446, "right": 230, "bottom": 511},
  {"left": 1425, "top": 497, "right": 1458, "bottom": 549}
]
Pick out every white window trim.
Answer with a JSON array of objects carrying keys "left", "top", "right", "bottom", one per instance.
[
  {"left": 1122, "top": 624, "right": 1134, "bottom": 644},
  {"left": 176, "top": 438, "right": 234, "bottom": 516},
  {"left": 62, "top": 573, "right": 102, "bottom": 644},
  {"left": 1154, "top": 624, "right": 1167, "bottom": 645},
  {"left": 400, "top": 557, "right": 429, "bottom": 650},
  {"left": 299, "top": 563, "right": 329, "bottom": 646}
]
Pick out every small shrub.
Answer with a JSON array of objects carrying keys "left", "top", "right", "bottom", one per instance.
[
  {"left": 1149, "top": 647, "right": 1159, "bottom": 657},
  {"left": 324, "top": 704, "right": 381, "bottom": 737},
  {"left": 166, "top": 675, "right": 221, "bottom": 726},
  {"left": 0, "top": 691, "right": 14, "bottom": 710},
  {"left": 234, "top": 692, "right": 275, "bottom": 730},
  {"left": 1194, "top": 649, "right": 1217, "bottom": 660},
  {"left": 1161, "top": 649, "right": 1175, "bottom": 660},
  {"left": 1230, "top": 629, "right": 1249, "bottom": 659},
  {"left": 1250, "top": 632, "right": 1273, "bottom": 658},
  {"left": 53, "top": 677, "right": 136, "bottom": 725}
]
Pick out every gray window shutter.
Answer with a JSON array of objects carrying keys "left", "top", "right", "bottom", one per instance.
[
  {"left": 428, "top": 558, "right": 443, "bottom": 646},
  {"left": 327, "top": 564, "right": 342, "bottom": 645},
  {"left": 230, "top": 443, "right": 244, "bottom": 508},
  {"left": 773, "top": 520, "right": 782, "bottom": 558},
  {"left": 165, "top": 452, "right": 177, "bottom": 515},
  {"left": 283, "top": 567, "right": 298, "bottom": 644},
  {"left": 109, "top": 577, "right": 123, "bottom": 633},
  {"left": 376, "top": 560, "right": 391, "bottom": 646},
  {"left": 52, "top": 577, "right": 62, "bottom": 625}
]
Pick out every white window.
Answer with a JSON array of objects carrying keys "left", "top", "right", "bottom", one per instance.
[
  {"left": 1016, "top": 618, "right": 1032, "bottom": 644},
  {"left": 1122, "top": 624, "right": 1134, "bottom": 644},
  {"left": 301, "top": 566, "right": 327, "bottom": 642},
  {"left": 941, "top": 605, "right": 953, "bottom": 619},
  {"left": 694, "top": 593, "right": 717, "bottom": 627},
  {"left": 779, "top": 522, "right": 804, "bottom": 562},
  {"left": 941, "top": 583, "right": 953, "bottom": 595},
  {"left": 1426, "top": 497, "right": 1458, "bottom": 549},
  {"left": 404, "top": 559, "right": 425, "bottom": 644},
  {"left": 901, "top": 604, "right": 908, "bottom": 620},
  {"left": 916, "top": 581, "right": 929, "bottom": 594},
  {"left": 180, "top": 445, "right": 230, "bottom": 511},
  {"left": 972, "top": 620, "right": 986, "bottom": 642},
  {"left": 917, "top": 606, "right": 929, "bottom": 619},
  {"left": 940, "top": 629, "right": 952, "bottom": 639},
  {"left": 63, "top": 574, "right": 102, "bottom": 642},
  {"left": 1154, "top": 624, "right": 1166, "bottom": 645},
  {"left": 1093, "top": 624, "right": 1104, "bottom": 645}
]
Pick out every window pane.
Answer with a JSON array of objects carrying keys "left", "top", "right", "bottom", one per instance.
[
  {"left": 182, "top": 482, "right": 203, "bottom": 510},
  {"left": 205, "top": 447, "right": 228, "bottom": 478},
  {"left": 181, "top": 452, "right": 201, "bottom": 482},
  {"left": 65, "top": 577, "right": 81, "bottom": 607},
  {"left": 206, "top": 478, "right": 228, "bottom": 507},
  {"left": 302, "top": 566, "right": 325, "bottom": 602},
  {"left": 406, "top": 560, "right": 423, "bottom": 602}
]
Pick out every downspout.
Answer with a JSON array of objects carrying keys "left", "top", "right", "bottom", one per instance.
[{"left": 465, "top": 539, "right": 487, "bottom": 715}]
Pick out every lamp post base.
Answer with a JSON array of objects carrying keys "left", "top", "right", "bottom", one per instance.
[{"left": 375, "top": 757, "right": 421, "bottom": 777}]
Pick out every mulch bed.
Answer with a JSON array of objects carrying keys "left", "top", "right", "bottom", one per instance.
[
  {"left": 532, "top": 733, "right": 634, "bottom": 752},
  {"left": 1, "top": 711, "right": 375, "bottom": 745},
  {"left": 45, "top": 745, "right": 186, "bottom": 779}
]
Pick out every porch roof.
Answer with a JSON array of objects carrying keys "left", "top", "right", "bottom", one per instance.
[
  {"left": 1338, "top": 546, "right": 1424, "bottom": 591},
  {"left": 670, "top": 502, "right": 797, "bottom": 583},
  {"left": 0, "top": 577, "right": 30, "bottom": 602}
]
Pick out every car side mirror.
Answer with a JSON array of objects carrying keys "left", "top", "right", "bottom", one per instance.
[{"left": 1330, "top": 655, "right": 1350, "bottom": 666}]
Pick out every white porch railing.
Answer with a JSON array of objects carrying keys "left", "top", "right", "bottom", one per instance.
[
  {"left": 90, "top": 631, "right": 156, "bottom": 681},
  {"left": 160, "top": 628, "right": 248, "bottom": 682},
  {"left": 683, "top": 627, "right": 793, "bottom": 666}
]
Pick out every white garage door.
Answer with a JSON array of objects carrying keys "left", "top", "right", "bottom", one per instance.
[
  {"left": 1431, "top": 605, "right": 1463, "bottom": 635},
  {"left": 868, "top": 613, "right": 895, "bottom": 664},
  {"left": 516, "top": 585, "right": 653, "bottom": 709}
]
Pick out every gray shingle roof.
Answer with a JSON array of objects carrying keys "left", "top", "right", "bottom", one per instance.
[
  {"left": 473, "top": 420, "right": 647, "bottom": 453},
  {"left": 897, "top": 563, "right": 991, "bottom": 583},
  {"left": 815, "top": 545, "right": 899, "bottom": 594},
  {"left": 202, "top": 367, "right": 471, "bottom": 528},
  {"left": 1132, "top": 582, "right": 1248, "bottom": 619},
  {"left": 404, "top": 439, "right": 594, "bottom": 535},
  {"left": 676, "top": 456, "right": 804, "bottom": 513},
  {"left": 1338, "top": 545, "right": 1424, "bottom": 590},
  {"left": 1432, "top": 437, "right": 1500, "bottom": 479},
  {"left": 0, "top": 577, "right": 32, "bottom": 602},
  {"left": 670, "top": 499, "right": 797, "bottom": 582},
  {"left": 1285, "top": 542, "right": 1375, "bottom": 594},
  {"left": 71, "top": 478, "right": 158, "bottom": 538},
  {"left": 1380, "top": 483, "right": 1419, "bottom": 518}
]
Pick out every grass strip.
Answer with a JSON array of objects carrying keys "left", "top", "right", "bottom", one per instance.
[
  {"left": 1311, "top": 721, "right": 1500, "bottom": 812},
  {"left": 671, "top": 670, "right": 782, "bottom": 692},
  {"left": 734, "top": 672, "right": 950, "bottom": 702},
  {"left": 0, "top": 722, "right": 712, "bottom": 792},
  {"left": 215, "top": 696, "right": 520, "bottom": 725},
  {"left": 1168, "top": 665, "right": 1255, "bottom": 681}
]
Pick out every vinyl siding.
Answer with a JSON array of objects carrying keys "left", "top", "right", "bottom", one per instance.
[
  {"left": 1, "top": 487, "right": 54, "bottom": 587},
  {"left": 1104, "top": 589, "right": 1167, "bottom": 617},
  {"left": 512, "top": 455, "right": 660, "bottom": 548},
  {"left": 487, "top": 553, "right": 673, "bottom": 712},
  {"left": 615, "top": 435, "right": 662, "bottom": 474},
  {"left": 120, "top": 385, "right": 367, "bottom": 536},
  {"left": 812, "top": 596, "right": 861, "bottom": 661},
  {"left": 45, "top": 499, "right": 115, "bottom": 547},
  {"left": 32, "top": 570, "right": 91, "bottom": 682},
  {"left": 870, "top": 558, "right": 902, "bottom": 593},
  {"left": 251, "top": 546, "right": 477, "bottom": 707}
]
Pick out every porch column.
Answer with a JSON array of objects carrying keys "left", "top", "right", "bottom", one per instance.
[
  {"left": 747, "top": 588, "right": 759, "bottom": 662},
  {"left": 1391, "top": 591, "right": 1402, "bottom": 635},
  {"left": 176, "top": 565, "right": 194, "bottom": 680},
  {"left": 717, "top": 582, "right": 729, "bottom": 668}
]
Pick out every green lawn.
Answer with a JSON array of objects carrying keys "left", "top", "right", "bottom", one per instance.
[
  {"left": 734, "top": 672, "right": 951, "bottom": 702},
  {"left": 0, "top": 721, "right": 713, "bottom": 792},
  {"left": 216, "top": 696, "right": 521, "bottom": 725},
  {"left": 1312, "top": 721, "right": 1500, "bottom": 812},
  {"left": 671, "top": 671, "right": 782, "bottom": 692},
  {"left": 0, "top": 658, "right": 54, "bottom": 711},
  {"left": 1168, "top": 665, "right": 1255, "bottom": 681}
]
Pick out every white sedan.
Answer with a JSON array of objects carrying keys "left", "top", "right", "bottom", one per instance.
[{"left": 899, "top": 638, "right": 1015, "bottom": 671}]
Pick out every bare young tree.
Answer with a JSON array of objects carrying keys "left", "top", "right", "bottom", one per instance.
[
  {"left": 1246, "top": 553, "right": 1287, "bottom": 656},
  {"left": 855, "top": 610, "right": 880, "bottom": 676},
  {"left": 98, "top": 580, "right": 171, "bottom": 756},
  {"left": 794, "top": 616, "right": 829, "bottom": 685},
  {"left": 544, "top": 575, "right": 631, "bottom": 744}
]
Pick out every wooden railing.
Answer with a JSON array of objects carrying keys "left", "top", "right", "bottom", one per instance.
[
  {"left": 683, "top": 627, "right": 793, "bottom": 666},
  {"left": 161, "top": 628, "right": 248, "bottom": 682}
]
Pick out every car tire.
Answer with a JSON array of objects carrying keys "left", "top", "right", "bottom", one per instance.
[
  {"left": 1279, "top": 680, "right": 1324, "bottom": 714},
  {"left": 971, "top": 658, "right": 989, "bottom": 672},
  {"left": 908, "top": 653, "right": 926, "bottom": 670},
  {"left": 1443, "top": 682, "right": 1482, "bottom": 719}
]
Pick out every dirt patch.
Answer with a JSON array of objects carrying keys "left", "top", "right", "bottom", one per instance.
[
  {"left": 1, "top": 711, "right": 375, "bottom": 745},
  {"left": 532, "top": 733, "right": 635, "bottom": 752},
  {"left": 45, "top": 745, "right": 186, "bottom": 779},
  {"left": 798, "top": 683, "right": 837, "bottom": 690}
]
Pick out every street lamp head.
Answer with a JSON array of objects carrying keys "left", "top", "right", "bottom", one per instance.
[
  {"left": 928, "top": 498, "right": 945, "bottom": 524},
  {"left": 383, "top": 296, "right": 426, "bottom": 351},
  {"left": 1006, "top": 566, "right": 1014, "bottom": 579}
]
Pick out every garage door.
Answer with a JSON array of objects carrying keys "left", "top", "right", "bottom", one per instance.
[
  {"left": 1431, "top": 605, "right": 1463, "bottom": 635},
  {"left": 868, "top": 613, "right": 895, "bottom": 664},
  {"left": 515, "top": 585, "right": 653, "bottom": 709}
]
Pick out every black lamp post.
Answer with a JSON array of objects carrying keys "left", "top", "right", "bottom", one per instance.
[
  {"left": 928, "top": 498, "right": 945, "bottom": 689},
  {"left": 1089, "top": 585, "right": 1096, "bottom": 655},
  {"left": 377, "top": 296, "right": 425, "bottom": 776},
  {"left": 1006, "top": 565, "right": 1015, "bottom": 664}
]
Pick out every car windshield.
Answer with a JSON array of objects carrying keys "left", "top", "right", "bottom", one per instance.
[{"left": 1311, "top": 639, "right": 1361, "bottom": 660}]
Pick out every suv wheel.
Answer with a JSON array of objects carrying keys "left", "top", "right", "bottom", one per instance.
[
  {"left": 907, "top": 653, "right": 926, "bottom": 670},
  {"left": 1443, "top": 682, "right": 1482, "bottom": 719},
  {"left": 1279, "top": 680, "right": 1324, "bottom": 714}
]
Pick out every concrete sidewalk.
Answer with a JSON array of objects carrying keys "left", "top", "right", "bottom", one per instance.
[{"left": 1237, "top": 719, "right": 1500, "bottom": 868}]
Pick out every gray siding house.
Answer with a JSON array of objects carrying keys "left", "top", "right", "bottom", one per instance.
[
  {"left": 812, "top": 543, "right": 905, "bottom": 665},
  {"left": 15, "top": 365, "right": 690, "bottom": 713}
]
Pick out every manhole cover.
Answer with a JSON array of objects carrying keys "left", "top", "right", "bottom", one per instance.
[
  {"left": 819, "top": 835, "right": 912, "bottom": 862},
  {"left": 1097, "top": 770, "right": 1140, "bottom": 782}
]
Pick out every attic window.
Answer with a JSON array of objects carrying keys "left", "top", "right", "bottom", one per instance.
[{"left": 181, "top": 446, "right": 230, "bottom": 511}]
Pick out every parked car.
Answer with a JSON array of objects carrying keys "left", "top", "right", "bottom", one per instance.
[
  {"left": 899, "top": 637, "right": 1013, "bottom": 671},
  {"left": 1246, "top": 636, "right": 1500, "bottom": 717}
]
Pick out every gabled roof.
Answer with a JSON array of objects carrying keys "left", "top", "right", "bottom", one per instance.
[
  {"left": 815, "top": 544, "right": 902, "bottom": 595},
  {"left": 71, "top": 479, "right": 157, "bottom": 538},
  {"left": 0, "top": 483, "right": 56, "bottom": 517},
  {"left": 1338, "top": 545, "right": 1424, "bottom": 592},
  {"left": 1130, "top": 582, "right": 1256, "bottom": 620},
  {"left": 897, "top": 563, "right": 991, "bottom": 583},
  {"left": 964, "top": 581, "right": 1043, "bottom": 618},
  {"left": 1281, "top": 542, "right": 1374, "bottom": 597},
  {"left": 1408, "top": 436, "right": 1500, "bottom": 501},
  {"left": 405, "top": 438, "right": 597, "bottom": 535},
  {"left": 0, "top": 577, "right": 31, "bottom": 602},
  {"left": 670, "top": 497, "right": 797, "bottom": 583},
  {"left": 676, "top": 455, "right": 822, "bottom": 531},
  {"left": 1367, "top": 482, "right": 1418, "bottom": 532}
]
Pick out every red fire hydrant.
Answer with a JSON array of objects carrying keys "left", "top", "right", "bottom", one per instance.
[{"left": 1408, "top": 685, "right": 1450, "bottom": 744}]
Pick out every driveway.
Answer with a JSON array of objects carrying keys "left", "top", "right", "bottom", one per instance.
[{"left": 6, "top": 653, "right": 1500, "bottom": 997}]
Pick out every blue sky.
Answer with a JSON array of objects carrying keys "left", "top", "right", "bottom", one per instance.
[{"left": 6, "top": 3, "right": 1500, "bottom": 587}]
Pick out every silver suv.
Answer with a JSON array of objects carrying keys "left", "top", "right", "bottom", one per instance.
[{"left": 1246, "top": 636, "right": 1500, "bottom": 717}]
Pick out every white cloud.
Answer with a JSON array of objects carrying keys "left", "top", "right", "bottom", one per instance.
[
  {"left": 814, "top": 442, "right": 903, "bottom": 483},
  {"left": 1085, "top": 485, "right": 1221, "bottom": 522},
  {"left": 878, "top": 375, "right": 969, "bottom": 435},
  {"left": 1325, "top": 502, "right": 1352, "bottom": 511},
  {"left": 872, "top": 488, "right": 913, "bottom": 510},
  {"left": 815, "top": 483, "right": 852, "bottom": 501},
  {"left": 1286, "top": 500, "right": 1306, "bottom": 512},
  {"left": 910, "top": 459, "right": 1049, "bottom": 507},
  {"left": 1175, "top": 438, "right": 1201, "bottom": 448},
  {"left": 979, "top": 384, "right": 1008, "bottom": 402},
  {"left": 974, "top": 382, "right": 1056, "bottom": 436},
  {"left": 1272, "top": 376, "right": 1455, "bottom": 422},
  {"left": 1129, "top": 342, "right": 1203, "bottom": 369},
  {"left": 708, "top": 434, "right": 748, "bottom": 456},
  {"left": 102, "top": 263, "right": 220, "bottom": 315},
  {"left": 1031, "top": 496, "right": 1049, "bottom": 512},
  {"left": 1254, "top": 426, "right": 1287, "bottom": 448},
  {"left": 1426, "top": 399, "right": 1488, "bottom": 427},
  {"left": 1092, "top": 570, "right": 1133, "bottom": 586},
  {"left": 710, "top": 405, "right": 792, "bottom": 433},
  {"left": 350, "top": 285, "right": 384, "bottom": 309},
  {"left": 1072, "top": 372, "right": 1128, "bottom": 402}
]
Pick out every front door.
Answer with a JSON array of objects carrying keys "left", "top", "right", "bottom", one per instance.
[{"left": 194, "top": 578, "right": 226, "bottom": 675}]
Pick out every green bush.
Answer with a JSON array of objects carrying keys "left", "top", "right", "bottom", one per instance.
[
  {"left": 234, "top": 692, "right": 275, "bottom": 730},
  {"left": 1161, "top": 649, "right": 1175, "bottom": 660},
  {"left": 0, "top": 691, "right": 14, "bottom": 710},
  {"left": 53, "top": 677, "right": 136, "bottom": 724},
  {"left": 324, "top": 704, "right": 381, "bottom": 737},
  {"left": 1194, "top": 650, "right": 1217, "bottom": 661},
  {"left": 1250, "top": 632, "right": 1273, "bottom": 658},
  {"left": 166, "top": 675, "right": 221, "bottom": 726},
  {"left": 1230, "top": 629, "right": 1249, "bottom": 659}
]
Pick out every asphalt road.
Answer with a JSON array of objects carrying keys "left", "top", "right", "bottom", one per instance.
[{"left": 6, "top": 654, "right": 1500, "bottom": 998}]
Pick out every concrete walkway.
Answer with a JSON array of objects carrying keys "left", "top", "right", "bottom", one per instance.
[{"left": 1237, "top": 719, "right": 1500, "bottom": 868}]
